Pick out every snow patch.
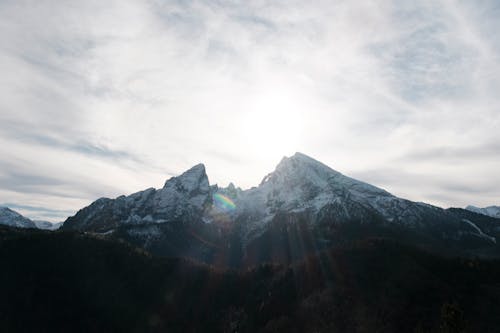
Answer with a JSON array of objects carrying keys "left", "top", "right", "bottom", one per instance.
[{"left": 462, "top": 219, "right": 496, "bottom": 243}]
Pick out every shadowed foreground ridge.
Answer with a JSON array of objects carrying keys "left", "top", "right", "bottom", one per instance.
[{"left": 1, "top": 226, "right": 500, "bottom": 332}]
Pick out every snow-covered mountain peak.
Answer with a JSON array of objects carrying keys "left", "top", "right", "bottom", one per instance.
[
  {"left": 261, "top": 152, "right": 340, "bottom": 186},
  {"left": 163, "top": 163, "right": 209, "bottom": 197},
  {"left": 0, "top": 207, "right": 37, "bottom": 228},
  {"left": 260, "top": 152, "right": 390, "bottom": 199},
  {"left": 276, "top": 152, "right": 339, "bottom": 175},
  {"left": 63, "top": 163, "right": 214, "bottom": 230}
]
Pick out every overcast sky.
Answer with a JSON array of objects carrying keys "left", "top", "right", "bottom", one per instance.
[{"left": 1, "top": 0, "right": 499, "bottom": 221}]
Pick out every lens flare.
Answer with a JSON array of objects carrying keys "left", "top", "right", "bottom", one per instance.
[{"left": 213, "top": 193, "right": 236, "bottom": 210}]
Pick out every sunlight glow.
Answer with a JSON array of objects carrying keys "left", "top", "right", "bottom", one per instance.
[{"left": 242, "top": 90, "right": 305, "bottom": 160}]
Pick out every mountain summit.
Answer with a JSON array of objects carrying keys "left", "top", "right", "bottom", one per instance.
[
  {"left": 260, "top": 152, "right": 393, "bottom": 211},
  {"left": 62, "top": 153, "right": 499, "bottom": 265},
  {"left": 63, "top": 162, "right": 211, "bottom": 231},
  {"left": 264, "top": 152, "right": 342, "bottom": 184}
]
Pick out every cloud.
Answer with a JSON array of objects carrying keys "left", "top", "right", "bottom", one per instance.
[
  {"left": 0, "top": 120, "right": 141, "bottom": 162},
  {"left": 351, "top": 165, "right": 500, "bottom": 209},
  {"left": 399, "top": 142, "right": 500, "bottom": 162},
  {"left": 1, "top": 0, "right": 499, "bottom": 219}
]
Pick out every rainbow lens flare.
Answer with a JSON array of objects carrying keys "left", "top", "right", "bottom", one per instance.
[{"left": 213, "top": 193, "right": 236, "bottom": 210}]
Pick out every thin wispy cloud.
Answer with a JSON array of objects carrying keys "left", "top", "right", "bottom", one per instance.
[{"left": 1, "top": 0, "right": 499, "bottom": 220}]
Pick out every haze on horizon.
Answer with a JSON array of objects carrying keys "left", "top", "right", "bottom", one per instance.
[{"left": 1, "top": 0, "right": 499, "bottom": 222}]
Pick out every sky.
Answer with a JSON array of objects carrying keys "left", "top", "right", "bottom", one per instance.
[{"left": 1, "top": 0, "right": 499, "bottom": 222}]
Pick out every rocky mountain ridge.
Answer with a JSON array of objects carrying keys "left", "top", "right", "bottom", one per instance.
[{"left": 61, "top": 153, "right": 500, "bottom": 265}]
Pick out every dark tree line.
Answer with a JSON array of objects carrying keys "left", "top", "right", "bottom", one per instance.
[{"left": 1, "top": 226, "right": 500, "bottom": 332}]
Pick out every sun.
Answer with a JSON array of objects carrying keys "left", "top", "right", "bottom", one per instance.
[{"left": 242, "top": 91, "right": 304, "bottom": 159}]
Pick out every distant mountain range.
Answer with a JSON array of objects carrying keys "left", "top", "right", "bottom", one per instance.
[
  {"left": 0, "top": 207, "right": 62, "bottom": 230},
  {"left": 466, "top": 205, "right": 500, "bottom": 219},
  {"left": 58, "top": 152, "right": 500, "bottom": 266}
]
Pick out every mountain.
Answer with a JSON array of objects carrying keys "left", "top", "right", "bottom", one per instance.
[
  {"left": 0, "top": 207, "right": 37, "bottom": 228},
  {"left": 63, "top": 164, "right": 210, "bottom": 231},
  {"left": 228, "top": 153, "right": 487, "bottom": 244},
  {"left": 225, "top": 153, "right": 498, "bottom": 264},
  {"left": 62, "top": 153, "right": 498, "bottom": 266},
  {"left": 466, "top": 205, "right": 500, "bottom": 219},
  {"left": 0, "top": 207, "right": 63, "bottom": 230},
  {"left": 34, "top": 220, "right": 63, "bottom": 230}
]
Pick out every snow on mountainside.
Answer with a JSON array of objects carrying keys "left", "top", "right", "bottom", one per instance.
[
  {"left": 0, "top": 207, "right": 62, "bottom": 230},
  {"left": 235, "top": 153, "right": 416, "bottom": 221},
  {"left": 34, "top": 220, "right": 63, "bottom": 230},
  {"left": 0, "top": 207, "right": 37, "bottom": 228},
  {"left": 62, "top": 153, "right": 496, "bottom": 250},
  {"left": 63, "top": 164, "right": 211, "bottom": 232},
  {"left": 466, "top": 205, "right": 500, "bottom": 219},
  {"left": 230, "top": 153, "right": 484, "bottom": 244}
]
